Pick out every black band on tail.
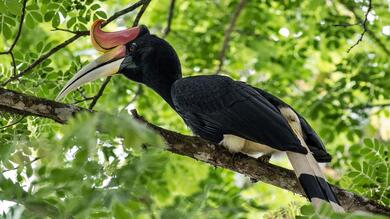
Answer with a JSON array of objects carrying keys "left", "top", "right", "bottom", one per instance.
[{"left": 298, "top": 174, "right": 340, "bottom": 204}]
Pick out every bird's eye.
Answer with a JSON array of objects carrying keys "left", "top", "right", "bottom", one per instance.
[{"left": 128, "top": 43, "right": 137, "bottom": 52}]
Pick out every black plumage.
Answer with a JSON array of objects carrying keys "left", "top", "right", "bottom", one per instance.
[{"left": 171, "top": 75, "right": 331, "bottom": 161}]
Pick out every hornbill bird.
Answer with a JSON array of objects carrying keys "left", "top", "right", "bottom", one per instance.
[{"left": 56, "top": 20, "right": 344, "bottom": 212}]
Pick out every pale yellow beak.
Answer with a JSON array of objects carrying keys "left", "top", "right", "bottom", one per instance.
[{"left": 55, "top": 45, "right": 125, "bottom": 101}]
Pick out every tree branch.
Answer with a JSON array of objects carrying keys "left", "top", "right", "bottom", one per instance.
[
  {"left": 1, "top": 32, "right": 89, "bottom": 86},
  {"left": 162, "top": 0, "right": 176, "bottom": 37},
  {"left": 0, "top": 88, "right": 86, "bottom": 124},
  {"left": 0, "top": 0, "right": 28, "bottom": 54},
  {"left": 104, "top": 0, "right": 145, "bottom": 25},
  {"left": 0, "top": 115, "right": 25, "bottom": 130},
  {"left": 350, "top": 102, "right": 390, "bottom": 110},
  {"left": 215, "top": 0, "right": 247, "bottom": 74},
  {"left": 346, "top": 0, "right": 372, "bottom": 53},
  {"left": 0, "top": 0, "right": 28, "bottom": 81},
  {"left": 88, "top": 77, "right": 112, "bottom": 109},
  {"left": 0, "top": 87, "right": 389, "bottom": 216},
  {"left": 338, "top": 0, "right": 389, "bottom": 55},
  {"left": 0, "top": 0, "right": 146, "bottom": 86}
]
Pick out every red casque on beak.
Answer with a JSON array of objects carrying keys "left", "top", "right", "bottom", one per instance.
[
  {"left": 91, "top": 19, "right": 141, "bottom": 52},
  {"left": 56, "top": 20, "right": 142, "bottom": 101}
]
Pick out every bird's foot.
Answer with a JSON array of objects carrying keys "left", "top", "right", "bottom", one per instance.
[
  {"left": 230, "top": 152, "right": 245, "bottom": 168},
  {"left": 257, "top": 154, "right": 272, "bottom": 163}
]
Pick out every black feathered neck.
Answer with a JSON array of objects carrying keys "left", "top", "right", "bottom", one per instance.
[{"left": 122, "top": 35, "right": 182, "bottom": 107}]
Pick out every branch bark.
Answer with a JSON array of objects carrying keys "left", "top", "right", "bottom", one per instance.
[{"left": 0, "top": 87, "right": 389, "bottom": 216}]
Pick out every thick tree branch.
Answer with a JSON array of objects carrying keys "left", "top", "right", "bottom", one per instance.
[
  {"left": 1, "top": 0, "right": 145, "bottom": 86},
  {"left": 215, "top": 0, "right": 247, "bottom": 74},
  {"left": 0, "top": 88, "right": 85, "bottom": 124},
  {"left": 0, "top": 87, "right": 389, "bottom": 216}
]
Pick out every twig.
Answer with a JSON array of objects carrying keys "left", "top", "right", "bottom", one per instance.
[
  {"left": 333, "top": 23, "right": 360, "bottom": 27},
  {"left": 72, "top": 97, "right": 94, "bottom": 104},
  {"left": 347, "top": 0, "right": 372, "bottom": 53},
  {"left": 119, "top": 85, "right": 143, "bottom": 113},
  {"left": 51, "top": 27, "right": 85, "bottom": 34},
  {"left": 0, "top": 0, "right": 28, "bottom": 80},
  {"left": 1, "top": 32, "right": 88, "bottom": 86},
  {"left": 88, "top": 77, "right": 112, "bottom": 109},
  {"left": 7, "top": 0, "right": 28, "bottom": 53},
  {"left": 104, "top": 0, "right": 145, "bottom": 25},
  {"left": 338, "top": 0, "right": 389, "bottom": 55},
  {"left": 88, "top": 0, "right": 152, "bottom": 109},
  {"left": 0, "top": 0, "right": 145, "bottom": 86},
  {"left": 133, "top": 0, "right": 152, "bottom": 26},
  {"left": 2, "top": 157, "right": 40, "bottom": 173},
  {"left": 350, "top": 102, "right": 390, "bottom": 110},
  {"left": 9, "top": 52, "right": 17, "bottom": 75},
  {"left": 0, "top": 115, "right": 25, "bottom": 130},
  {"left": 215, "top": 0, "right": 247, "bottom": 74},
  {"left": 163, "top": 0, "right": 176, "bottom": 37},
  {"left": 337, "top": 1, "right": 389, "bottom": 55}
]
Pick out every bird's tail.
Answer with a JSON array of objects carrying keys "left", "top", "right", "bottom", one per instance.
[{"left": 280, "top": 107, "right": 344, "bottom": 212}]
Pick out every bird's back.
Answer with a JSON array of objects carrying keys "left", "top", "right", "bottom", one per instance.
[{"left": 171, "top": 75, "right": 307, "bottom": 154}]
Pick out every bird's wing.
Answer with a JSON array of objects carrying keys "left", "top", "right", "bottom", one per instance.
[
  {"left": 171, "top": 75, "right": 307, "bottom": 154},
  {"left": 253, "top": 88, "right": 331, "bottom": 162}
]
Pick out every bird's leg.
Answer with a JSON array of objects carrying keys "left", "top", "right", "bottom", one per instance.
[
  {"left": 230, "top": 152, "right": 246, "bottom": 168},
  {"left": 230, "top": 152, "right": 240, "bottom": 167},
  {"left": 257, "top": 153, "right": 272, "bottom": 163}
]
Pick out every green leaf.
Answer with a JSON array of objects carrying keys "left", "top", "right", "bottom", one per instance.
[
  {"left": 44, "top": 11, "right": 55, "bottom": 22},
  {"left": 52, "top": 14, "right": 61, "bottom": 27},
  {"left": 96, "top": 11, "right": 107, "bottom": 19},
  {"left": 300, "top": 204, "right": 315, "bottom": 215},
  {"left": 67, "top": 17, "right": 76, "bottom": 28},
  {"left": 5, "top": 0, "right": 22, "bottom": 16},
  {"left": 113, "top": 203, "right": 129, "bottom": 219},
  {"left": 30, "top": 11, "right": 43, "bottom": 22},
  {"left": 2, "top": 23, "right": 12, "bottom": 39}
]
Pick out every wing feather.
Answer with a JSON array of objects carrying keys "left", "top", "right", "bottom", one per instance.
[{"left": 172, "top": 75, "right": 307, "bottom": 154}]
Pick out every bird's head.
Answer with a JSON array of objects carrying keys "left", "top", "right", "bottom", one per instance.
[{"left": 56, "top": 20, "right": 181, "bottom": 101}]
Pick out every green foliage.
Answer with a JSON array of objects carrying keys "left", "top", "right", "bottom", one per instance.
[
  {"left": 298, "top": 203, "right": 388, "bottom": 219},
  {"left": 343, "top": 139, "right": 389, "bottom": 206},
  {"left": 1, "top": 0, "right": 390, "bottom": 218}
]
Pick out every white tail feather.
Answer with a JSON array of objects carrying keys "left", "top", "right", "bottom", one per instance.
[{"left": 280, "top": 107, "right": 344, "bottom": 212}]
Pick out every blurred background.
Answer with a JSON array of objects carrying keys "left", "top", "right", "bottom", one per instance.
[{"left": 0, "top": 0, "right": 389, "bottom": 218}]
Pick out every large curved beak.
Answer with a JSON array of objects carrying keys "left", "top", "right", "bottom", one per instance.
[
  {"left": 55, "top": 46, "right": 126, "bottom": 101},
  {"left": 55, "top": 20, "right": 141, "bottom": 101}
]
